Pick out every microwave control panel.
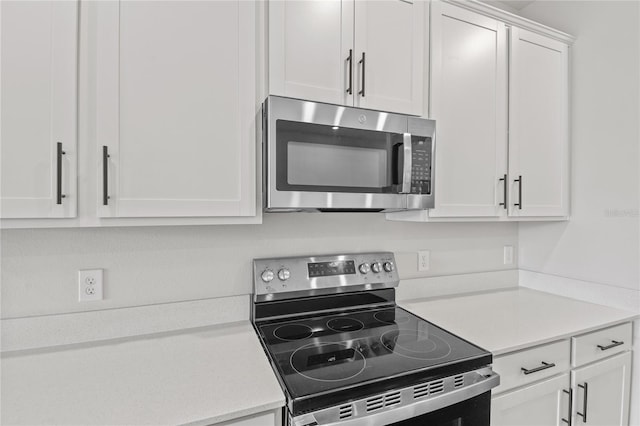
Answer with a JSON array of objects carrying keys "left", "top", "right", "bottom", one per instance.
[{"left": 410, "top": 137, "right": 432, "bottom": 194}]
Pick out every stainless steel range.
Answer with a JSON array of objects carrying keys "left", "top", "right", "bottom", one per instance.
[{"left": 252, "top": 252, "right": 499, "bottom": 426}]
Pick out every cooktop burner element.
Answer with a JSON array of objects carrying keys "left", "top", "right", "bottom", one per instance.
[
  {"left": 290, "top": 342, "right": 366, "bottom": 382},
  {"left": 374, "top": 308, "right": 410, "bottom": 324},
  {"left": 326, "top": 317, "right": 364, "bottom": 332},
  {"left": 381, "top": 329, "right": 453, "bottom": 360},
  {"left": 273, "top": 324, "right": 313, "bottom": 341}
]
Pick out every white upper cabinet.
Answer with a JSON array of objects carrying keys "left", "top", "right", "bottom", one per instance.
[
  {"left": 1, "top": 1, "right": 78, "bottom": 219},
  {"left": 268, "top": 0, "right": 353, "bottom": 106},
  {"left": 96, "top": 1, "right": 256, "bottom": 218},
  {"left": 429, "top": 2, "right": 507, "bottom": 217},
  {"left": 508, "top": 27, "right": 569, "bottom": 217},
  {"left": 354, "top": 0, "right": 424, "bottom": 115},
  {"left": 268, "top": 0, "right": 424, "bottom": 116}
]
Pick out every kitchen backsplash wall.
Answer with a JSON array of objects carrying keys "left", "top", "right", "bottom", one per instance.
[{"left": 1, "top": 216, "right": 517, "bottom": 319}]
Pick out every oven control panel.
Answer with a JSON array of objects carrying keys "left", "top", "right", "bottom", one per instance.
[{"left": 253, "top": 252, "right": 399, "bottom": 302}]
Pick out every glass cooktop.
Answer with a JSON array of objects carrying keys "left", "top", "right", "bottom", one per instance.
[{"left": 256, "top": 306, "right": 490, "bottom": 399}]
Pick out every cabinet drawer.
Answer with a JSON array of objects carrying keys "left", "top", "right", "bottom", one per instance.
[
  {"left": 572, "top": 322, "right": 632, "bottom": 367},
  {"left": 493, "top": 340, "right": 570, "bottom": 394}
]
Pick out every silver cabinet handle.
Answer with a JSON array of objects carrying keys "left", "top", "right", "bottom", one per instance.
[
  {"left": 346, "top": 49, "right": 353, "bottom": 95},
  {"left": 514, "top": 175, "right": 522, "bottom": 209},
  {"left": 56, "top": 142, "right": 66, "bottom": 204},
  {"left": 521, "top": 361, "right": 555, "bottom": 375},
  {"left": 597, "top": 340, "right": 623, "bottom": 351},
  {"left": 102, "top": 146, "right": 110, "bottom": 205},
  {"left": 499, "top": 174, "right": 507, "bottom": 209},
  {"left": 358, "top": 52, "right": 366, "bottom": 97},
  {"left": 577, "top": 382, "right": 588, "bottom": 423},
  {"left": 562, "top": 388, "right": 572, "bottom": 425}
]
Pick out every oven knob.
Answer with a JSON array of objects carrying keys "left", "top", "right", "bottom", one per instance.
[
  {"left": 261, "top": 269, "right": 274, "bottom": 283},
  {"left": 383, "top": 262, "right": 395, "bottom": 272},
  {"left": 277, "top": 268, "right": 290, "bottom": 281},
  {"left": 358, "top": 263, "right": 370, "bottom": 274},
  {"left": 371, "top": 262, "right": 382, "bottom": 273}
]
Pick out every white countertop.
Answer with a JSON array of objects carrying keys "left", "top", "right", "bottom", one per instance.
[
  {"left": 401, "top": 288, "right": 639, "bottom": 356},
  {"left": 0, "top": 322, "right": 284, "bottom": 426}
]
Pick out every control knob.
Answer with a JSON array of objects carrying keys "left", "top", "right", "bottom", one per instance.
[
  {"left": 383, "top": 262, "right": 395, "bottom": 272},
  {"left": 358, "top": 263, "right": 371, "bottom": 274},
  {"left": 277, "top": 268, "right": 290, "bottom": 281},
  {"left": 371, "top": 262, "right": 382, "bottom": 274},
  {"left": 261, "top": 269, "right": 274, "bottom": 283}
]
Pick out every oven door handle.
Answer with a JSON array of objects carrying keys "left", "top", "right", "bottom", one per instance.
[
  {"left": 294, "top": 370, "right": 500, "bottom": 426},
  {"left": 401, "top": 133, "right": 413, "bottom": 194}
]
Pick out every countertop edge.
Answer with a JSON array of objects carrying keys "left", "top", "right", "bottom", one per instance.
[{"left": 182, "top": 400, "right": 286, "bottom": 426}]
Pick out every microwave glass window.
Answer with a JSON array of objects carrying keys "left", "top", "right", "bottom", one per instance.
[
  {"left": 276, "top": 120, "right": 404, "bottom": 193},
  {"left": 288, "top": 142, "right": 387, "bottom": 188}
]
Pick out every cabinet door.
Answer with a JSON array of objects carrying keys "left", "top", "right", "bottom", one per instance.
[
  {"left": 96, "top": 1, "right": 256, "bottom": 218},
  {"left": 509, "top": 27, "right": 569, "bottom": 217},
  {"left": 354, "top": 0, "right": 424, "bottom": 115},
  {"left": 491, "top": 374, "right": 571, "bottom": 426},
  {"left": 1, "top": 1, "right": 78, "bottom": 219},
  {"left": 571, "top": 352, "right": 631, "bottom": 426},
  {"left": 269, "top": 0, "right": 354, "bottom": 106},
  {"left": 428, "top": 3, "right": 508, "bottom": 218}
]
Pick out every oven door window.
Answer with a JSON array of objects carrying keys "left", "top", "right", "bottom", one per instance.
[
  {"left": 275, "top": 120, "right": 405, "bottom": 194},
  {"left": 392, "top": 392, "right": 491, "bottom": 426}
]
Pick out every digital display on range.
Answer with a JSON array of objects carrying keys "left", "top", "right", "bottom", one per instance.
[{"left": 308, "top": 260, "right": 356, "bottom": 278}]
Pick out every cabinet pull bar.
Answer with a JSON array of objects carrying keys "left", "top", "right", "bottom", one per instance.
[
  {"left": 56, "top": 142, "right": 66, "bottom": 204},
  {"left": 597, "top": 339, "right": 623, "bottom": 351},
  {"left": 521, "top": 361, "right": 555, "bottom": 375},
  {"left": 358, "top": 52, "right": 366, "bottom": 97},
  {"left": 346, "top": 49, "right": 353, "bottom": 95},
  {"left": 499, "top": 174, "right": 507, "bottom": 209},
  {"left": 577, "top": 382, "right": 588, "bottom": 423},
  {"left": 514, "top": 175, "right": 522, "bottom": 209},
  {"left": 562, "top": 388, "right": 572, "bottom": 426},
  {"left": 102, "top": 146, "right": 110, "bottom": 205}
]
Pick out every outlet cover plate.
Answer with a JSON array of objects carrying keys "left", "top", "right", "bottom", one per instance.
[
  {"left": 78, "top": 269, "right": 104, "bottom": 302},
  {"left": 418, "top": 250, "right": 430, "bottom": 271},
  {"left": 503, "top": 246, "right": 514, "bottom": 265}
]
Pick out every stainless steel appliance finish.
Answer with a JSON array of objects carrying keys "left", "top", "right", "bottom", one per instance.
[
  {"left": 253, "top": 252, "right": 399, "bottom": 303},
  {"left": 263, "top": 96, "right": 436, "bottom": 212},
  {"left": 293, "top": 368, "right": 499, "bottom": 426},
  {"left": 251, "top": 252, "right": 499, "bottom": 426}
]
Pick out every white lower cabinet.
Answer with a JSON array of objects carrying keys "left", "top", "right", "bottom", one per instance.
[
  {"left": 492, "top": 373, "right": 570, "bottom": 426},
  {"left": 491, "top": 323, "right": 632, "bottom": 426},
  {"left": 570, "top": 352, "right": 632, "bottom": 426}
]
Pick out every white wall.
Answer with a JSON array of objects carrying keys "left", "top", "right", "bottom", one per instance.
[
  {"left": 516, "top": 1, "right": 640, "bottom": 424},
  {"left": 0, "top": 216, "right": 518, "bottom": 319}
]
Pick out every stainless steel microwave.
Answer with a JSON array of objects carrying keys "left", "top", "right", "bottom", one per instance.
[{"left": 263, "top": 96, "right": 436, "bottom": 212}]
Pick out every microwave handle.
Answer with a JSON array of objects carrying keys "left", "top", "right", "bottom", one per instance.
[{"left": 401, "top": 134, "right": 413, "bottom": 194}]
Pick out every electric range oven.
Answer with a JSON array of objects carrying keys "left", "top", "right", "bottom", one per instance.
[{"left": 251, "top": 252, "right": 499, "bottom": 426}]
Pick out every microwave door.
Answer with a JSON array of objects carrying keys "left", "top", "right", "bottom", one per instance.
[{"left": 269, "top": 120, "right": 408, "bottom": 211}]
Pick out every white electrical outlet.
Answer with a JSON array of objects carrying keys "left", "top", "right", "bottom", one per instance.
[
  {"left": 78, "top": 269, "right": 104, "bottom": 302},
  {"left": 503, "top": 246, "right": 514, "bottom": 265},
  {"left": 418, "top": 250, "right": 430, "bottom": 271}
]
